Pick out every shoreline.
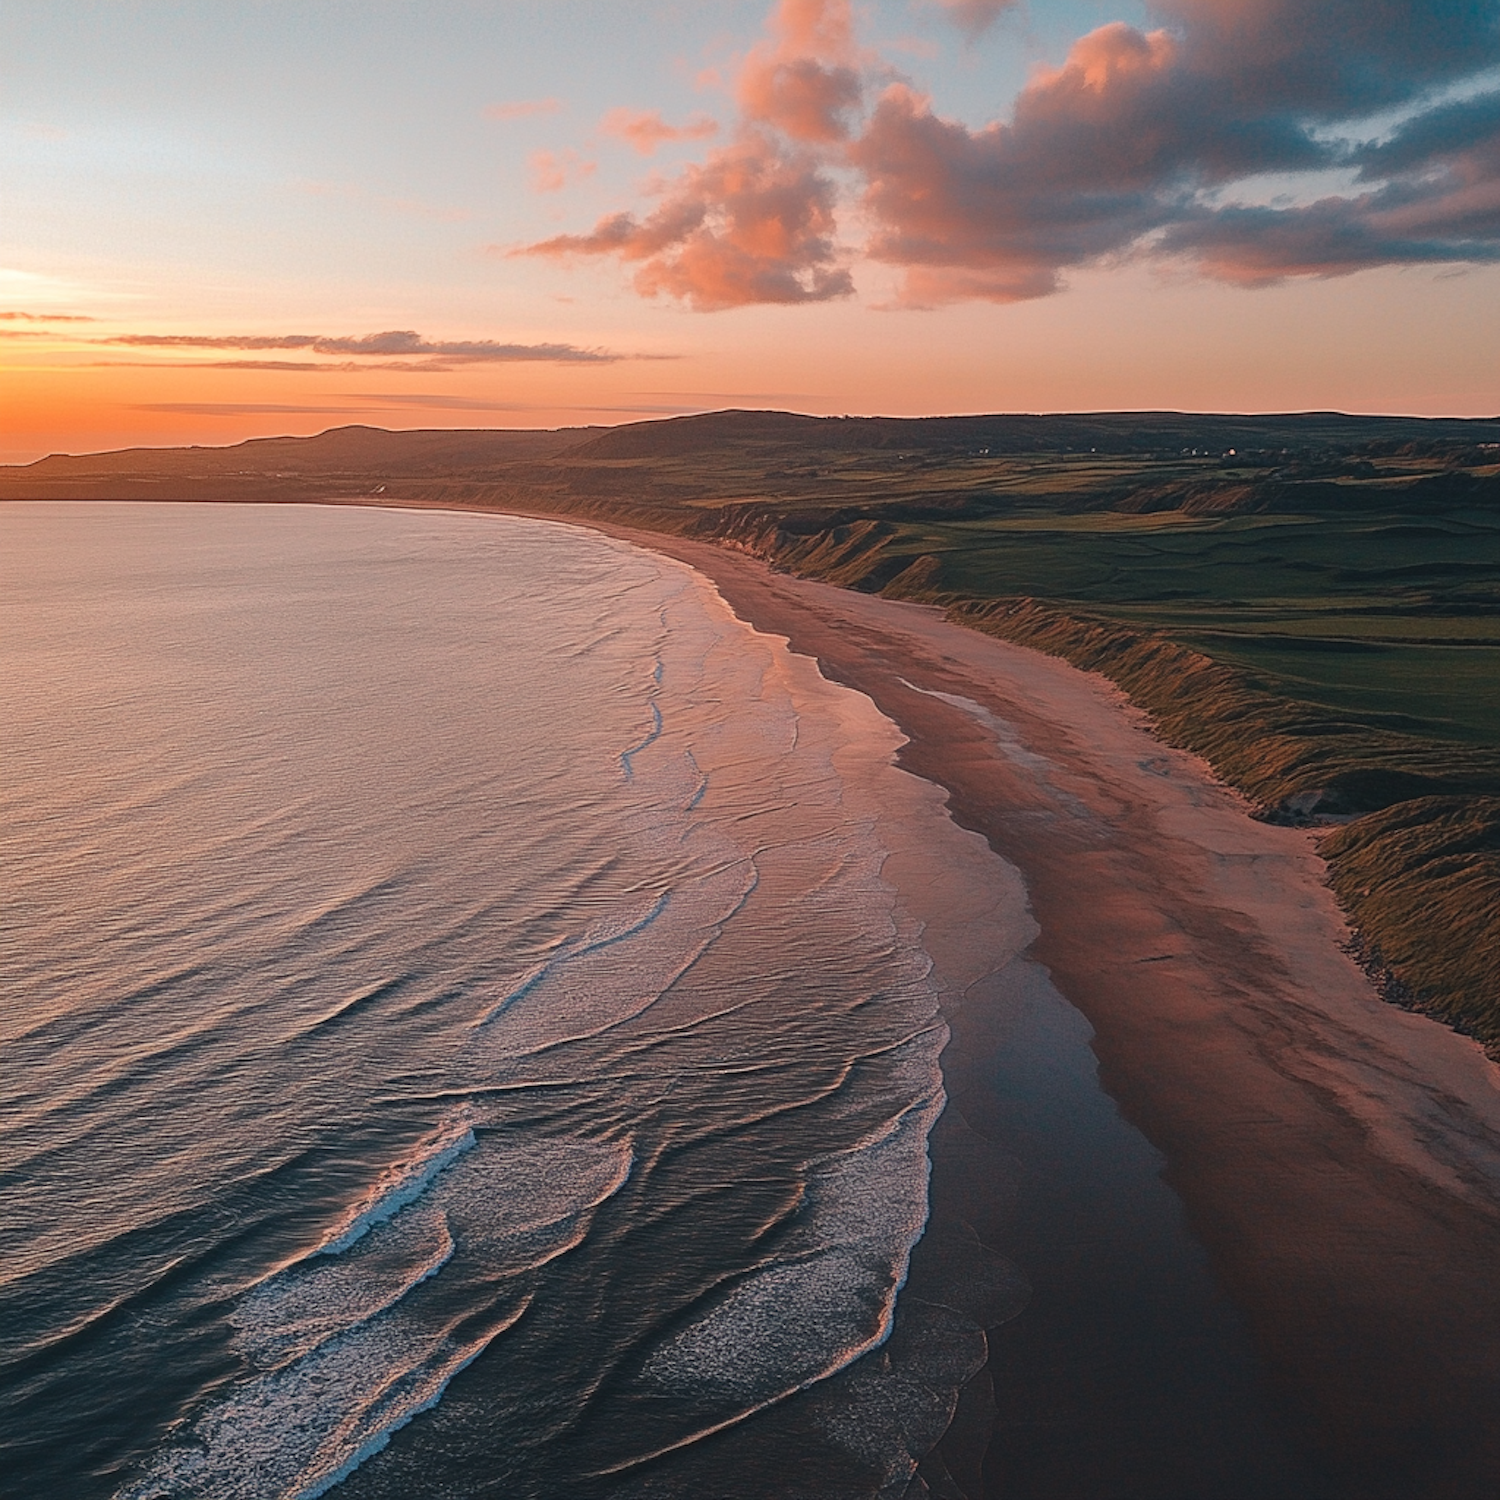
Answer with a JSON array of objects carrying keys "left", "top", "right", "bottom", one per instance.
[
  {"left": 548, "top": 515, "right": 1500, "bottom": 1496},
  {"left": 22, "top": 497, "right": 1500, "bottom": 1492}
]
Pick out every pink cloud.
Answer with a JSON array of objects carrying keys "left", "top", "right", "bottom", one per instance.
[
  {"left": 515, "top": 0, "right": 858, "bottom": 308},
  {"left": 518, "top": 128, "right": 851, "bottom": 309},
  {"left": 601, "top": 109, "right": 719, "bottom": 155},
  {"left": 853, "top": 4, "right": 1500, "bottom": 303},
  {"left": 0, "top": 310, "right": 94, "bottom": 322},
  {"left": 103, "top": 330, "right": 620, "bottom": 362},
  {"left": 737, "top": 0, "right": 863, "bottom": 143},
  {"left": 846, "top": 23, "right": 1191, "bottom": 302}
]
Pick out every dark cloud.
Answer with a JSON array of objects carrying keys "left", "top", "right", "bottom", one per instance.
[
  {"left": 107, "top": 330, "right": 620, "bottom": 361},
  {"left": 1157, "top": 88, "right": 1500, "bottom": 285},
  {"left": 852, "top": 71, "right": 1180, "bottom": 304},
  {"left": 854, "top": 1, "right": 1500, "bottom": 301},
  {"left": 1160, "top": 192, "right": 1500, "bottom": 285},
  {"left": 195, "top": 359, "right": 392, "bottom": 372},
  {"left": 1355, "top": 89, "right": 1500, "bottom": 178},
  {"left": 522, "top": 0, "right": 1500, "bottom": 307},
  {"left": 97, "top": 359, "right": 429, "bottom": 372},
  {"left": 1154, "top": 0, "right": 1500, "bottom": 113}
]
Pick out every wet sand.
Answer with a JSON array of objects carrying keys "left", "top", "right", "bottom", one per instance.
[{"left": 583, "top": 527, "right": 1500, "bottom": 1499}]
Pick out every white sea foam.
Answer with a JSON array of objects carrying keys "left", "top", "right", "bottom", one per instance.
[
  {"left": 311, "top": 1116, "right": 477, "bottom": 1258},
  {"left": 639, "top": 1066, "right": 946, "bottom": 1407},
  {"left": 117, "top": 1135, "right": 635, "bottom": 1500},
  {"left": 116, "top": 1294, "right": 518, "bottom": 1500},
  {"left": 620, "top": 700, "right": 664, "bottom": 780},
  {"left": 235, "top": 1207, "right": 456, "bottom": 1368}
]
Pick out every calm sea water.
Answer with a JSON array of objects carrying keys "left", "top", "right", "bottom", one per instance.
[{"left": 2, "top": 502, "right": 1020, "bottom": 1499}]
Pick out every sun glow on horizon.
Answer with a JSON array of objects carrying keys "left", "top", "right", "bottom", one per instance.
[{"left": 3, "top": 1, "right": 1498, "bottom": 461}]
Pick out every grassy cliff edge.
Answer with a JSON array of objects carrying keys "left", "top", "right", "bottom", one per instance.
[{"left": 927, "top": 598, "right": 1500, "bottom": 1049}]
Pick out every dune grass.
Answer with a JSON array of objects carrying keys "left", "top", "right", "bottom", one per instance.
[{"left": 1324, "top": 799, "right": 1500, "bottom": 1046}]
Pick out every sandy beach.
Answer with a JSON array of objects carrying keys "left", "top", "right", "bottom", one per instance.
[{"left": 558, "top": 522, "right": 1500, "bottom": 1497}]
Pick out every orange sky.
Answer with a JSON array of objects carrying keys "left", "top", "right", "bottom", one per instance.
[{"left": 4, "top": 1, "right": 1498, "bottom": 463}]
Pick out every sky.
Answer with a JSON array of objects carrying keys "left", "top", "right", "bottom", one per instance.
[{"left": 2, "top": 0, "right": 1498, "bottom": 461}]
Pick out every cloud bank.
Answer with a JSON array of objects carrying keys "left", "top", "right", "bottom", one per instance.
[{"left": 516, "top": 0, "right": 1500, "bottom": 307}]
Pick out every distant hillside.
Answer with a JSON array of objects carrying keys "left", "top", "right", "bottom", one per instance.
[
  {"left": 3, "top": 423, "right": 595, "bottom": 490},
  {"left": 7, "top": 409, "right": 1500, "bottom": 496},
  {"left": 569, "top": 408, "right": 1500, "bottom": 460}
]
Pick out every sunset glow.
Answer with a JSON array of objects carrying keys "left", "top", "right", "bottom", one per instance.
[{"left": 3, "top": 0, "right": 1498, "bottom": 461}]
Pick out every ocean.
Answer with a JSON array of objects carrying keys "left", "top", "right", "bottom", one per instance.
[{"left": 1, "top": 502, "right": 1036, "bottom": 1499}]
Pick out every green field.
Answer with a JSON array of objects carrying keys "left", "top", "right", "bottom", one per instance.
[{"left": 874, "top": 509, "right": 1500, "bottom": 745}]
